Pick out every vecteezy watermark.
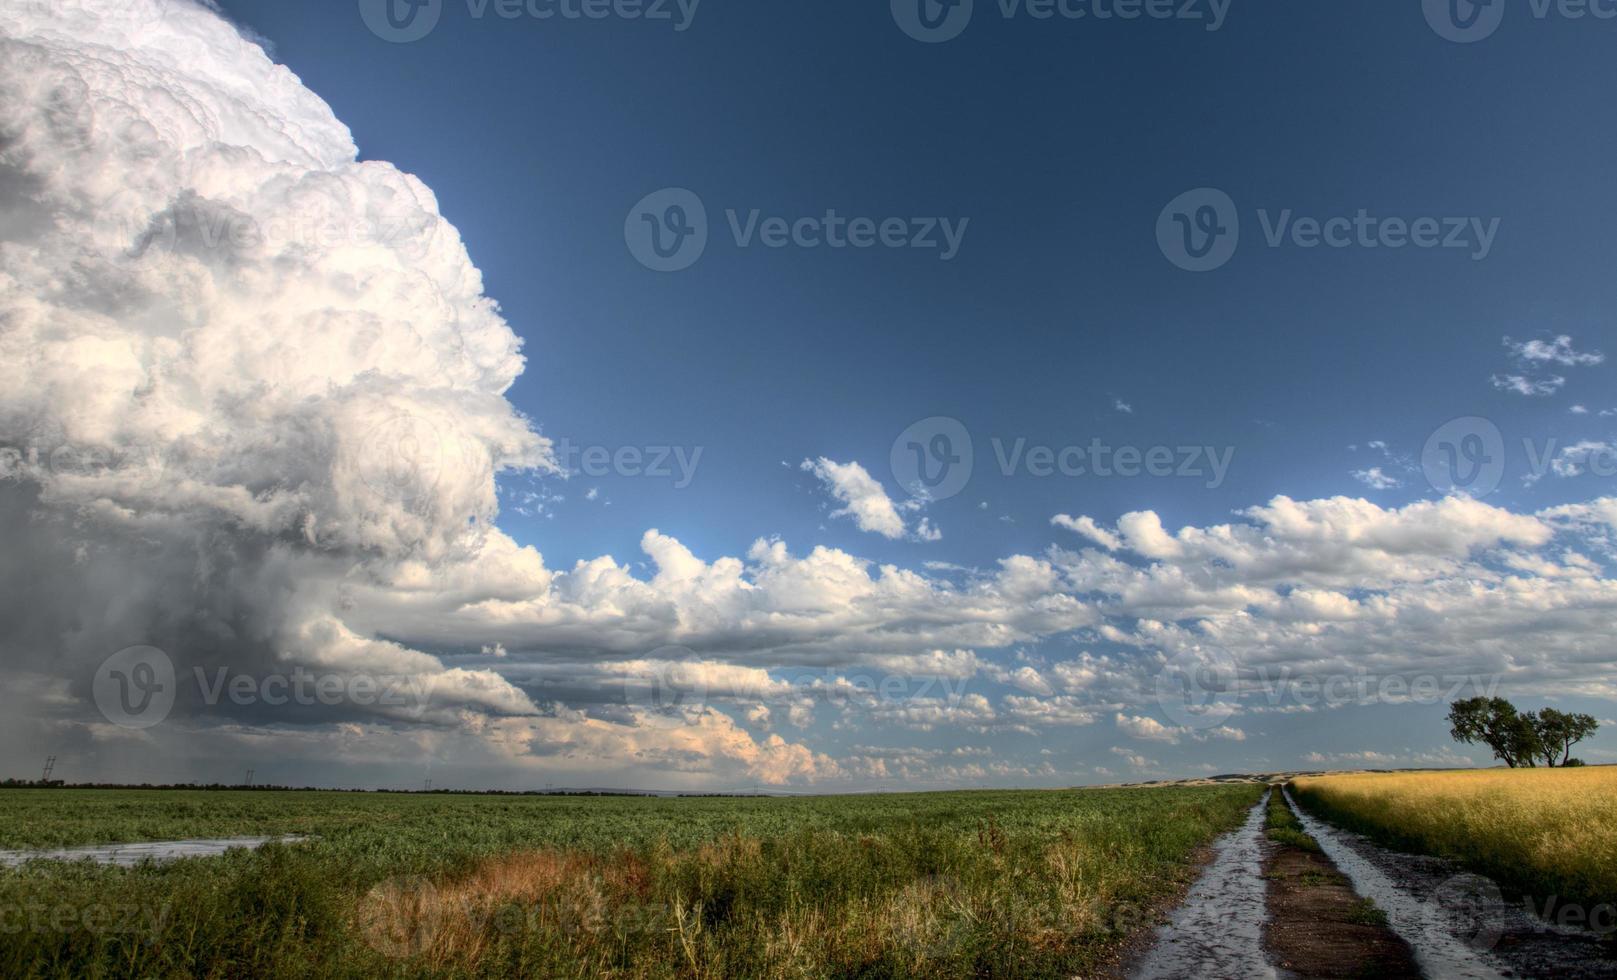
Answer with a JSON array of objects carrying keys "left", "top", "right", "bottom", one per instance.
[
  {"left": 1423, "top": 416, "right": 1507, "bottom": 496},
  {"left": 1426, "top": 874, "right": 1507, "bottom": 952},
  {"left": 359, "top": 875, "right": 443, "bottom": 958},
  {"left": 0, "top": 430, "right": 168, "bottom": 494},
  {"left": 353, "top": 414, "right": 445, "bottom": 505},
  {"left": 1154, "top": 648, "right": 1239, "bottom": 729},
  {"left": 890, "top": 417, "right": 1234, "bottom": 502},
  {"left": 1427, "top": 875, "right": 1617, "bottom": 953},
  {"left": 92, "top": 647, "right": 501, "bottom": 729},
  {"left": 191, "top": 667, "right": 453, "bottom": 711},
  {"left": 1518, "top": 895, "right": 1617, "bottom": 937},
  {"left": 1423, "top": 0, "right": 1616, "bottom": 44},
  {"left": 1157, "top": 660, "right": 1507, "bottom": 730},
  {"left": 625, "top": 188, "right": 970, "bottom": 272},
  {"left": 628, "top": 647, "right": 974, "bottom": 713},
  {"left": 623, "top": 188, "right": 708, "bottom": 272},
  {"left": 1247, "top": 667, "right": 1504, "bottom": 711},
  {"left": 0, "top": 901, "right": 173, "bottom": 941},
  {"left": 991, "top": 437, "right": 1233, "bottom": 488},
  {"left": 100, "top": 192, "right": 443, "bottom": 265},
  {"left": 1157, "top": 188, "right": 1501, "bottom": 272},
  {"left": 360, "top": 872, "right": 691, "bottom": 960},
  {"left": 892, "top": 417, "right": 975, "bottom": 502},
  {"left": 21, "top": 0, "right": 170, "bottom": 31},
  {"left": 551, "top": 438, "right": 703, "bottom": 488},
  {"left": 891, "top": 0, "right": 1231, "bottom": 44},
  {"left": 93, "top": 646, "right": 177, "bottom": 730},
  {"left": 359, "top": 0, "right": 700, "bottom": 43},
  {"left": 1422, "top": 416, "right": 1617, "bottom": 497}
]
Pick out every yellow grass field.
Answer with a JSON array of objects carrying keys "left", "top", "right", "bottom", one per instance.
[{"left": 1291, "top": 768, "right": 1617, "bottom": 911}]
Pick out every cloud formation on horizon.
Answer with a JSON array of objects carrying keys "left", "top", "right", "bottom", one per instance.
[{"left": 2, "top": 0, "right": 1615, "bottom": 790}]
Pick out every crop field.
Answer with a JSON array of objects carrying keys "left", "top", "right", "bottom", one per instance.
[
  {"left": 0, "top": 784, "right": 1261, "bottom": 978},
  {"left": 1291, "top": 768, "right": 1617, "bottom": 912}
]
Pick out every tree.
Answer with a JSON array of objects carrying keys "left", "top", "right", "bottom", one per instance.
[
  {"left": 1447, "top": 698, "right": 1599, "bottom": 768},
  {"left": 1448, "top": 697, "right": 1541, "bottom": 768},
  {"left": 1532, "top": 708, "right": 1599, "bottom": 767}
]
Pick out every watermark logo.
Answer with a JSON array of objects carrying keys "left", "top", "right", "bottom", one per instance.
[
  {"left": 888, "top": 420, "right": 1233, "bottom": 500},
  {"left": 994, "top": 438, "right": 1234, "bottom": 487},
  {"left": 1154, "top": 648, "right": 1238, "bottom": 729},
  {"left": 1427, "top": 0, "right": 1617, "bottom": 45},
  {"left": 892, "top": 0, "right": 974, "bottom": 43},
  {"left": 1423, "top": 0, "right": 1505, "bottom": 42},
  {"left": 4, "top": 421, "right": 169, "bottom": 494},
  {"left": 1158, "top": 188, "right": 1501, "bottom": 271},
  {"left": 893, "top": 0, "right": 1229, "bottom": 43},
  {"left": 361, "top": 0, "right": 700, "bottom": 39},
  {"left": 359, "top": 0, "right": 444, "bottom": 42},
  {"left": 627, "top": 190, "right": 969, "bottom": 270},
  {"left": 0, "top": 900, "right": 172, "bottom": 941},
  {"left": 644, "top": 646, "right": 708, "bottom": 709},
  {"left": 1157, "top": 188, "right": 1239, "bottom": 272},
  {"left": 625, "top": 188, "right": 708, "bottom": 272},
  {"left": 25, "top": 0, "right": 169, "bottom": 31},
  {"left": 1427, "top": 874, "right": 1505, "bottom": 952},
  {"left": 355, "top": 415, "right": 445, "bottom": 504},
  {"left": 359, "top": 875, "right": 443, "bottom": 957},
  {"left": 552, "top": 438, "right": 703, "bottom": 488},
  {"left": 1249, "top": 667, "right": 1502, "bottom": 711},
  {"left": 892, "top": 416, "right": 974, "bottom": 502},
  {"left": 40, "top": 65, "right": 95, "bottom": 156},
  {"left": 93, "top": 646, "right": 176, "bottom": 730},
  {"left": 1422, "top": 416, "right": 1506, "bottom": 496}
]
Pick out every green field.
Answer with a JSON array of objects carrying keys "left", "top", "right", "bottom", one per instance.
[{"left": 0, "top": 784, "right": 1262, "bottom": 978}]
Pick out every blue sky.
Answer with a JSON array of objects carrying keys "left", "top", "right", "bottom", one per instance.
[
  {"left": 220, "top": 0, "right": 1617, "bottom": 569},
  {"left": 5, "top": 0, "right": 1617, "bottom": 789}
]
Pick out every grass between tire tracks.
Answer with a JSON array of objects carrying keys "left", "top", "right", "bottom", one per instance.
[{"left": 1262, "top": 785, "right": 1415, "bottom": 979}]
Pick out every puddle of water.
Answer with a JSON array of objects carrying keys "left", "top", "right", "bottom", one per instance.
[
  {"left": 0, "top": 836, "right": 308, "bottom": 868},
  {"left": 1283, "top": 789, "right": 1616, "bottom": 980},
  {"left": 1132, "top": 790, "right": 1279, "bottom": 980}
]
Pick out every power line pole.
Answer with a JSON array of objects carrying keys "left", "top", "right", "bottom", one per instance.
[
  {"left": 41, "top": 756, "right": 55, "bottom": 783},
  {"left": 423, "top": 778, "right": 432, "bottom": 792},
  {"left": 244, "top": 769, "right": 255, "bottom": 788}
]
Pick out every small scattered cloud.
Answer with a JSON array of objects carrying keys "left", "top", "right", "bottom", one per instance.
[
  {"left": 1353, "top": 467, "right": 1402, "bottom": 491},
  {"left": 1492, "top": 374, "right": 1566, "bottom": 397},
  {"left": 1109, "top": 747, "right": 1157, "bottom": 769},
  {"left": 1506, "top": 335, "right": 1605, "bottom": 367},
  {"left": 1051, "top": 514, "right": 1122, "bottom": 550},
  {"left": 1115, "top": 712, "right": 1182, "bottom": 743},
  {"left": 801, "top": 458, "right": 938, "bottom": 541}
]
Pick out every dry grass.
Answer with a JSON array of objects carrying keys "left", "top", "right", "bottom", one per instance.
[
  {"left": 350, "top": 812, "right": 1236, "bottom": 978},
  {"left": 1291, "top": 768, "right": 1617, "bottom": 910},
  {"left": 359, "top": 850, "right": 612, "bottom": 969}
]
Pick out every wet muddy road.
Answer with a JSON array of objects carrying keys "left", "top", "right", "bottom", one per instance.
[
  {"left": 1131, "top": 787, "right": 1614, "bottom": 980},
  {"left": 1286, "top": 789, "right": 1616, "bottom": 980},
  {"left": 1132, "top": 790, "right": 1278, "bottom": 980}
]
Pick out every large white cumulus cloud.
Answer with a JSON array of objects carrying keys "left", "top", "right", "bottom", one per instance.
[{"left": 0, "top": 0, "right": 553, "bottom": 755}]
